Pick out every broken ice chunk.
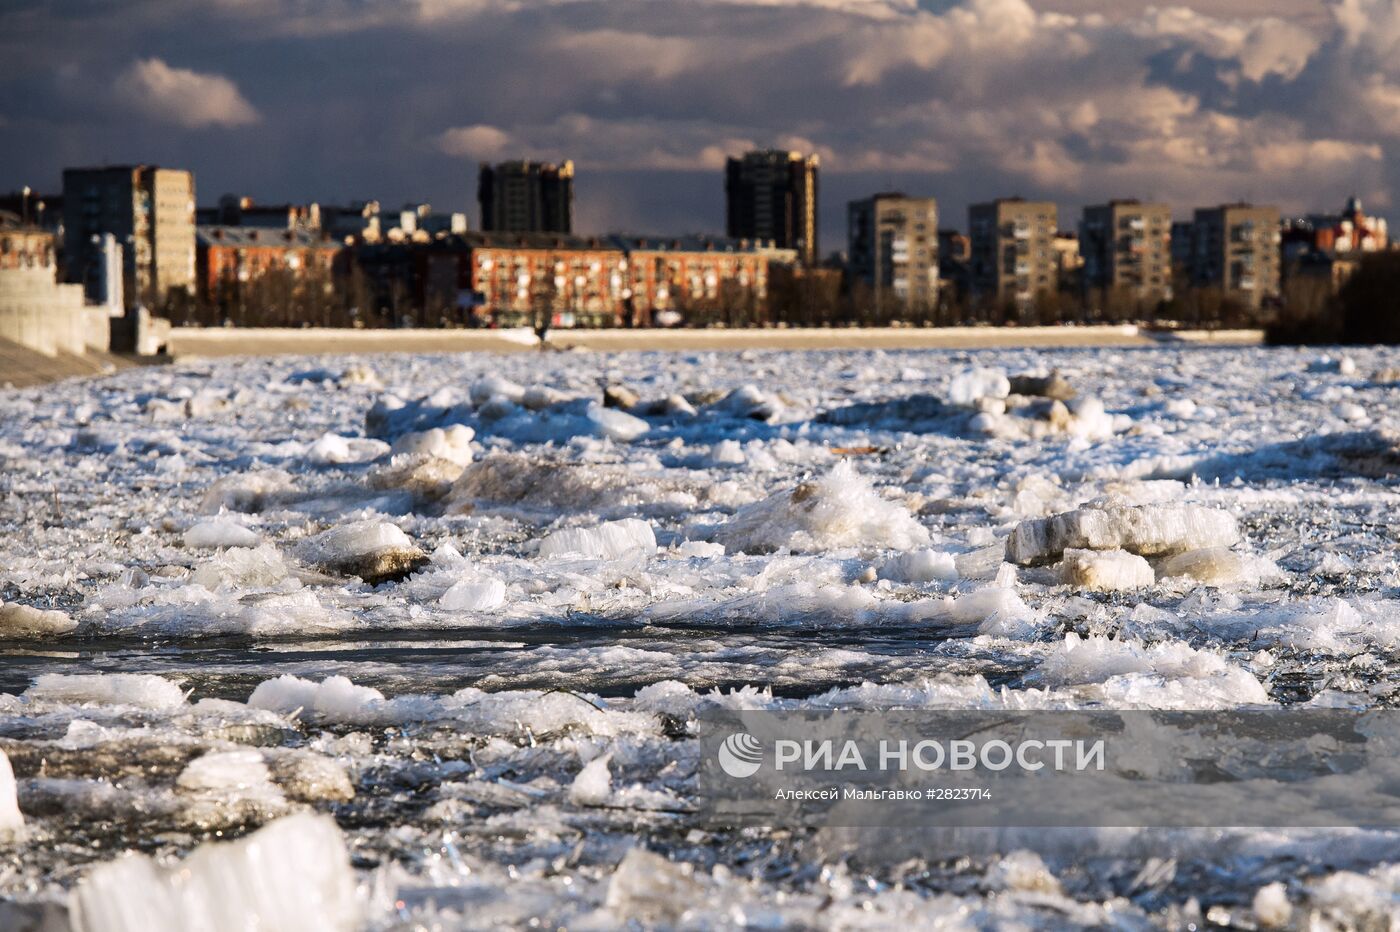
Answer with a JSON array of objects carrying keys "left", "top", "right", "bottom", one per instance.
[
  {"left": 198, "top": 469, "right": 297, "bottom": 514},
  {"left": 1006, "top": 503, "right": 1240, "bottom": 565},
  {"left": 366, "top": 454, "right": 465, "bottom": 504},
  {"left": 0, "top": 747, "right": 21, "bottom": 835},
  {"left": 716, "top": 460, "right": 930, "bottom": 554},
  {"left": 26, "top": 673, "right": 187, "bottom": 710},
  {"left": 538, "top": 519, "right": 657, "bottom": 561},
  {"left": 586, "top": 401, "right": 649, "bottom": 442},
  {"left": 948, "top": 367, "right": 1010, "bottom": 406},
  {"left": 297, "top": 520, "right": 427, "bottom": 584},
  {"left": 1059, "top": 548, "right": 1155, "bottom": 592},
  {"left": 605, "top": 848, "right": 704, "bottom": 924},
  {"left": 183, "top": 517, "right": 260, "bottom": 549},
  {"left": 439, "top": 577, "right": 507, "bottom": 611},
  {"left": 389, "top": 425, "right": 475, "bottom": 466},
  {"left": 676, "top": 540, "right": 725, "bottom": 559},
  {"left": 0, "top": 601, "right": 77, "bottom": 637},
  {"left": 67, "top": 812, "right": 359, "bottom": 932},
  {"left": 569, "top": 752, "right": 613, "bottom": 807},
  {"left": 879, "top": 549, "right": 959, "bottom": 583},
  {"left": 1156, "top": 547, "right": 1284, "bottom": 587},
  {"left": 305, "top": 432, "right": 391, "bottom": 465}
]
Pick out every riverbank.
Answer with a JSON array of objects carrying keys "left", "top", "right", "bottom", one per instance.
[{"left": 164, "top": 324, "right": 1263, "bottom": 358}]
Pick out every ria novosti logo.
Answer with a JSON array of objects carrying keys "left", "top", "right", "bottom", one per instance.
[{"left": 717, "top": 732, "right": 763, "bottom": 778}]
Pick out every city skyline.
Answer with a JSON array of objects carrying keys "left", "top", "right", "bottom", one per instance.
[{"left": 3, "top": 0, "right": 1396, "bottom": 250}]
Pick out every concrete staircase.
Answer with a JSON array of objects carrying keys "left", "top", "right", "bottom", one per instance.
[{"left": 0, "top": 337, "right": 134, "bottom": 388}]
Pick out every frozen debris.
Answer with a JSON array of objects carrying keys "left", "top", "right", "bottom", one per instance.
[
  {"left": 586, "top": 401, "right": 649, "bottom": 442},
  {"left": 305, "top": 432, "right": 391, "bottom": 465},
  {"left": 985, "top": 850, "right": 1061, "bottom": 894},
  {"left": 948, "top": 367, "right": 1010, "bottom": 406},
  {"left": 0, "top": 747, "right": 21, "bottom": 835},
  {"left": 1060, "top": 548, "right": 1155, "bottom": 592},
  {"left": 470, "top": 374, "right": 527, "bottom": 406},
  {"left": 1253, "top": 882, "right": 1292, "bottom": 929},
  {"left": 1007, "top": 503, "right": 1240, "bottom": 566},
  {"left": 389, "top": 425, "right": 475, "bottom": 466},
  {"left": 603, "top": 384, "right": 640, "bottom": 409},
  {"left": 297, "top": 520, "right": 427, "bottom": 584},
  {"left": 26, "top": 673, "right": 187, "bottom": 711},
  {"left": 1336, "top": 402, "right": 1368, "bottom": 423},
  {"left": 538, "top": 519, "right": 657, "bottom": 561},
  {"left": 176, "top": 749, "right": 288, "bottom": 827},
  {"left": 268, "top": 750, "right": 355, "bottom": 803},
  {"left": 879, "top": 549, "right": 959, "bottom": 584},
  {"left": 1008, "top": 372, "right": 1075, "bottom": 401},
  {"left": 67, "top": 812, "right": 359, "bottom": 932},
  {"left": 337, "top": 364, "right": 382, "bottom": 389},
  {"left": 676, "top": 540, "right": 725, "bottom": 559},
  {"left": 0, "top": 601, "right": 77, "bottom": 637},
  {"left": 1371, "top": 366, "right": 1400, "bottom": 385},
  {"left": 366, "top": 454, "right": 464, "bottom": 504},
  {"left": 1157, "top": 548, "right": 1285, "bottom": 588},
  {"left": 190, "top": 543, "right": 291, "bottom": 590},
  {"left": 249, "top": 674, "right": 390, "bottom": 723},
  {"left": 444, "top": 454, "right": 708, "bottom": 519},
  {"left": 182, "top": 517, "right": 259, "bottom": 549},
  {"left": 1037, "top": 632, "right": 1268, "bottom": 705},
  {"left": 568, "top": 752, "right": 612, "bottom": 806},
  {"left": 521, "top": 385, "right": 571, "bottom": 410},
  {"left": 605, "top": 848, "right": 704, "bottom": 925},
  {"left": 199, "top": 469, "right": 297, "bottom": 514},
  {"left": 632, "top": 393, "right": 697, "bottom": 417},
  {"left": 439, "top": 577, "right": 507, "bottom": 611},
  {"left": 716, "top": 460, "right": 930, "bottom": 554},
  {"left": 705, "top": 384, "right": 781, "bottom": 421}
]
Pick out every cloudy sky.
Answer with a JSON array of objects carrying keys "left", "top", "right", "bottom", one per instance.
[{"left": 1, "top": 0, "right": 1395, "bottom": 252}]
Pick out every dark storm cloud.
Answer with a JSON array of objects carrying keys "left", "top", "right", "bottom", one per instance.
[{"left": 1, "top": 0, "right": 1393, "bottom": 247}]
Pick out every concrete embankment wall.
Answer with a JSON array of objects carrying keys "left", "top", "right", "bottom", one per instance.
[
  {"left": 165, "top": 324, "right": 1264, "bottom": 358},
  {"left": 0, "top": 268, "right": 110, "bottom": 356}
]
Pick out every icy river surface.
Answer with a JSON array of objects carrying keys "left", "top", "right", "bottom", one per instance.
[{"left": 3, "top": 343, "right": 1400, "bottom": 930}]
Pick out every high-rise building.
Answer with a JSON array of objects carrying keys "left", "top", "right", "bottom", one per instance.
[
  {"left": 724, "top": 150, "right": 819, "bottom": 265},
  {"left": 1186, "top": 203, "right": 1281, "bottom": 309},
  {"left": 477, "top": 160, "right": 574, "bottom": 234},
  {"left": 846, "top": 193, "right": 938, "bottom": 310},
  {"left": 62, "top": 165, "right": 195, "bottom": 310},
  {"left": 968, "top": 198, "right": 1058, "bottom": 311},
  {"left": 1079, "top": 200, "right": 1172, "bottom": 309}
]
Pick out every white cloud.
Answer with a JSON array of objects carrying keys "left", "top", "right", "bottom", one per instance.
[
  {"left": 114, "top": 58, "right": 260, "bottom": 128},
  {"left": 437, "top": 124, "right": 513, "bottom": 159}
]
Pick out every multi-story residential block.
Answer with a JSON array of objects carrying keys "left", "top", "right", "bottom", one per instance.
[
  {"left": 613, "top": 235, "right": 796, "bottom": 326},
  {"left": 846, "top": 193, "right": 938, "bottom": 310},
  {"left": 725, "top": 150, "right": 819, "bottom": 265},
  {"left": 968, "top": 198, "right": 1058, "bottom": 311},
  {"left": 1186, "top": 203, "right": 1281, "bottom": 308},
  {"left": 195, "top": 226, "right": 343, "bottom": 305},
  {"left": 477, "top": 160, "right": 574, "bottom": 234},
  {"left": 62, "top": 165, "right": 195, "bottom": 310},
  {"left": 1079, "top": 200, "right": 1172, "bottom": 309},
  {"left": 348, "top": 233, "right": 793, "bottom": 328}
]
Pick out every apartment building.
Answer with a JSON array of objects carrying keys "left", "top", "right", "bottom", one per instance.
[
  {"left": 1186, "top": 203, "right": 1281, "bottom": 308},
  {"left": 968, "top": 198, "right": 1058, "bottom": 311},
  {"left": 477, "top": 160, "right": 574, "bottom": 234},
  {"left": 846, "top": 193, "right": 939, "bottom": 310},
  {"left": 62, "top": 165, "right": 196, "bottom": 309},
  {"left": 1079, "top": 200, "right": 1172, "bottom": 310},
  {"left": 724, "top": 150, "right": 819, "bottom": 265}
]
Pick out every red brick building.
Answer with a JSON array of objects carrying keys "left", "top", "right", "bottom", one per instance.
[{"left": 196, "top": 226, "right": 342, "bottom": 304}]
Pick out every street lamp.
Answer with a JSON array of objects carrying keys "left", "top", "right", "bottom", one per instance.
[{"left": 20, "top": 186, "right": 30, "bottom": 226}]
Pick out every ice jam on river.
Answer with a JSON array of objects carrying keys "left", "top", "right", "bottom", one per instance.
[{"left": 2, "top": 343, "right": 1400, "bottom": 929}]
